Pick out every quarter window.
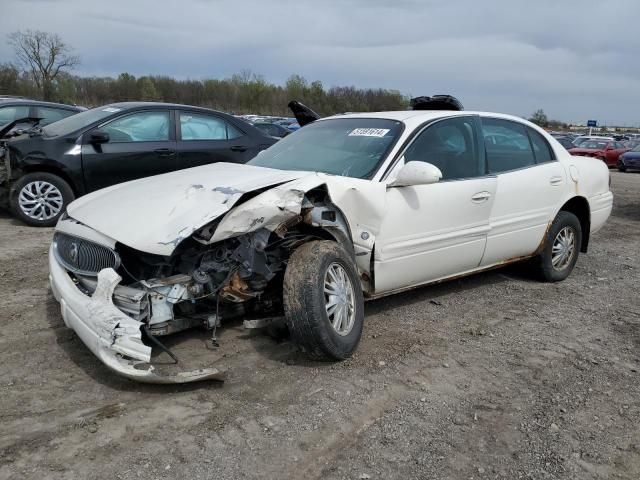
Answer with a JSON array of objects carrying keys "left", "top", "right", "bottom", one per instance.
[
  {"left": 403, "top": 116, "right": 483, "bottom": 180},
  {"left": 527, "top": 128, "right": 555, "bottom": 164},
  {"left": 482, "top": 118, "right": 536, "bottom": 173},
  {"left": 179, "top": 112, "right": 242, "bottom": 140},
  {"left": 101, "top": 111, "right": 170, "bottom": 142}
]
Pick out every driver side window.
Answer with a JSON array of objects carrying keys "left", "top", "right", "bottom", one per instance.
[
  {"left": 403, "top": 116, "right": 483, "bottom": 181},
  {"left": 100, "top": 111, "right": 170, "bottom": 143}
]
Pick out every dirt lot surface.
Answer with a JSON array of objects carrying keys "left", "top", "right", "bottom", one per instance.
[{"left": 1, "top": 172, "right": 639, "bottom": 480}]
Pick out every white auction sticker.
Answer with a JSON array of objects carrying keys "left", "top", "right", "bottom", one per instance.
[{"left": 348, "top": 128, "right": 390, "bottom": 137}]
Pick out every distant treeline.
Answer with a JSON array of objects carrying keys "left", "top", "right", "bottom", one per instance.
[{"left": 0, "top": 64, "right": 409, "bottom": 116}]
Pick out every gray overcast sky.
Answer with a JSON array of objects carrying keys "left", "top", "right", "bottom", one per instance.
[{"left": 3, "top": 0, "right": 640, "bottom": 125}]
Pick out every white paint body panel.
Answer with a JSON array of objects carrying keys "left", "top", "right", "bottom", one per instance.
[
  {"left": 480, "top": 161, "right": 567, "bottom": 266},
  {"left": 374, "top": 177, "right": 496, "bottom": 292}
]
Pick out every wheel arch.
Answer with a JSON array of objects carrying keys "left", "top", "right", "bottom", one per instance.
[
  {"left": 16, "top": 164, "right": 79, "bottom": 196},
  {"left": 558, "top": 196, "right": 590, "bottom": 253}
]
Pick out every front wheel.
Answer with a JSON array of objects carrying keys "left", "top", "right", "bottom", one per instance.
[
  {"left": 618, "top": 163, "right": 627, "bottom": 172},
  {"left": 531, "top": 211, "right": 582, "bottom": 282},
  {"left": 283, "top": 240, "right": 364, "bottom": 361},
  {"left": 10, "top": 172, "right": 75, "bottom": 227}
]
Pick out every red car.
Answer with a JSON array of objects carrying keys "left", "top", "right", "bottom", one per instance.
[{"left": 568, "top": 140, "right": 629, "bottom": 167}]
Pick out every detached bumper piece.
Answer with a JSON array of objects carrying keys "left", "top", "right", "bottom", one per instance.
[{"left": 49, "top": 246, "right": 225, "bottom": 384}]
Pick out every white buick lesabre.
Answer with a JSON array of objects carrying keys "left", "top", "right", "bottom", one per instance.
[{"left": 49, "top": 110, "right": 613, "bottom": 382}]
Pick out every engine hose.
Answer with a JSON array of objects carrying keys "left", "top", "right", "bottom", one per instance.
[{"left": 142, "top": 325, "right": 179, "bottom": 364}]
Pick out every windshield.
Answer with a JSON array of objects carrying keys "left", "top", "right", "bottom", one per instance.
[
  {"left": 581, "top": 141, "right": 608, "bottom": 149},
  {"left": 248, "top": 118, "right": 403, "bottom": 178},
  {"left": 42, "top": 105, "right": 125, "bottom": 137}
]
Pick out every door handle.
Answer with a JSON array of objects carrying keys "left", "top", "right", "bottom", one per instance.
[
  {"left": 230, "top": 145, "right": 248, "bottom": 152},
  {"left": 549, "top": 176, "right": 563, "bottom": 186},
  {"left": 471, "top": 191, "right": 491, "bottom": 203},
  {"left": 154, "top": 148, "right": 176, "bottom": 157}
]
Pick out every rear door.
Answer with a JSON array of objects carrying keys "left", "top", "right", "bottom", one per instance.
[
  {"left": 479, "top": 117, "right": 566, "bottom": 266},
  {"left": 81, "top": 109, "right": 177, "bottom": 192},
  {"left": 176, "top": 110, "right": 258, "bottom": 169}
]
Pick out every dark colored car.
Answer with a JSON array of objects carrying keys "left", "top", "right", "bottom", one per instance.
[
  {"left": 568, "top": 140, "right": 629, "bottom": 168},
  {"left": 253, "top": 122, "right": 291, "bottom": 138},
  {"left": 553, "top": 136, "right": 576, "bottom": 150},
  {"left": 1, "top": 102, "right": 278, "bottom": 226},
  {"left": 0, "top": 99, "right": 84, "bottom": 135},
  {"left": 617, "top": 144, "right": 640, "bottom": 172}
]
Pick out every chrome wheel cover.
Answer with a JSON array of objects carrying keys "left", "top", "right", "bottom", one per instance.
[
  {"left": 18, "top": 181, "right": 64, "bottom": 221},
  {"left": 323, "top": 262, "right": 356, "bottom": 336},
  {"left": 551, "top": 226, "right": 576, "bottom": 271}
]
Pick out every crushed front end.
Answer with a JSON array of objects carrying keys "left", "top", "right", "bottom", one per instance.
[{"left": 48, "top": 186, "right": 356, "bottom": 383}]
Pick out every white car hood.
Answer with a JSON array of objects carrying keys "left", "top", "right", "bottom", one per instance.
[{"left": 67, "top": 162, "right": 307, "bottom": 256}]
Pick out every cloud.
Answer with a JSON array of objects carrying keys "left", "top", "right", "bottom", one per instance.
[{"left": 2, "top": 0, "right": 640, "bottom": 124}]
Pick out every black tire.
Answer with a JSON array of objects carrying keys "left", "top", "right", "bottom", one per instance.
[
  {"left": 283, "top": 240, "right": 364, "bottom": 361},
  {"left": 531, "top": 211, "right": 582, "bottom": 282},
  {"left": 10, "top": 172, "right": 74, "bottom": 227},
  {"left": 617, "top": 163, "right": 627, "bottom": 172}
]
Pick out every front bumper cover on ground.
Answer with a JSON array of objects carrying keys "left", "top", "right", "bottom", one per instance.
[{"left": 48, "top": 246, "right": 225, "bottom": 384}]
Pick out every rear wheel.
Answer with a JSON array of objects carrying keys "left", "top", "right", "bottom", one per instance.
[
  {"left": 531, "top": 211, "right": 582, "bottom": 282},
  {"left": 10, "top": 172, "right": 74, "bottom": 227},
  {"left": 283, "top": 240, "right": 364, "bottom": 360}
]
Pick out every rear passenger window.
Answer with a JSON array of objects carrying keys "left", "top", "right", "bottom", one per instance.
[
  {"left": 528, "top": 128, "right": 555, "bottom": 164},
  {"left": 179, "top": 112, "right": 243, "bottom": 140},
  {"left": 482, "top": 118, "right": 535, "bottom": 173},
  {"left": 37, "top": 107, "right": 76, "bottom": 126}
]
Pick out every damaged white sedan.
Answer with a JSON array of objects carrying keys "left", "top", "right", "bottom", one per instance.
[{"left": 49, "top": 110, "right": 613, "bottom": 383}]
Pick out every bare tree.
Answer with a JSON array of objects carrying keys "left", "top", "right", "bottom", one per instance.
[{"left": 8, "top": 30, "right": 80, "bottom": 100}]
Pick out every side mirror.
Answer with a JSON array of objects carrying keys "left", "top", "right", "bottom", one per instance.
[
  {"left": 388, "top": 160, "right": 442, "bottom": 187},
  {"left": 89, "top": 130, "right": 110, "bottom": 144}
]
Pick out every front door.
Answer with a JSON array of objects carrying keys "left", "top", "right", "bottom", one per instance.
[
  {"left": 81, "top": 110, "right": 176, "bottom": 192},
  {"left": 374, "top": 115, "right": 497, "bottom": 293}
]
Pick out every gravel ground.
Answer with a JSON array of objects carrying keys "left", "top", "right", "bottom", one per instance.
[{"left": 0, "top": 172, "right": 639, "bottom": 480}]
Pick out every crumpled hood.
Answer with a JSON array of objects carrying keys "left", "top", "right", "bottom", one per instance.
[{"left": 67, "top": 162, "right": 308, "bottom": 256}]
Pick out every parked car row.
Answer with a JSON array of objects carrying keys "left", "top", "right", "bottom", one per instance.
[
  {"left": 568, "top": 139, "right": 629, "bottom": 168},
  {"left": 550, "top": 131, "right": 638, "bottom": 172},
  {"left": 236, "top": 114, "right": 301, "bottom": 137}
]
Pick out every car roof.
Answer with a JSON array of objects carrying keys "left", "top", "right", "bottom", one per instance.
[
  {"left": 0, "top": 98, "right": 84, "bottom": 111},
  {"left": 105, "top": 101, "right": 229, "bottom": 113},
  {"left": 322, "top": 110, "right": 539, "bottom": 129}
]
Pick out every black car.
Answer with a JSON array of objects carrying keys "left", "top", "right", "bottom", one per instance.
[
  {"left": 1, "top": 102, "right": 278, "bottom": 226},
  {"left": 0, "top": 99, "right": 84, "bottom": 135},
  {"left": 554, "top": 136, "right": 576, "bottom": 150},
  {"left": 252, "top": 122, "right": 291, "bottom": 138}
]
